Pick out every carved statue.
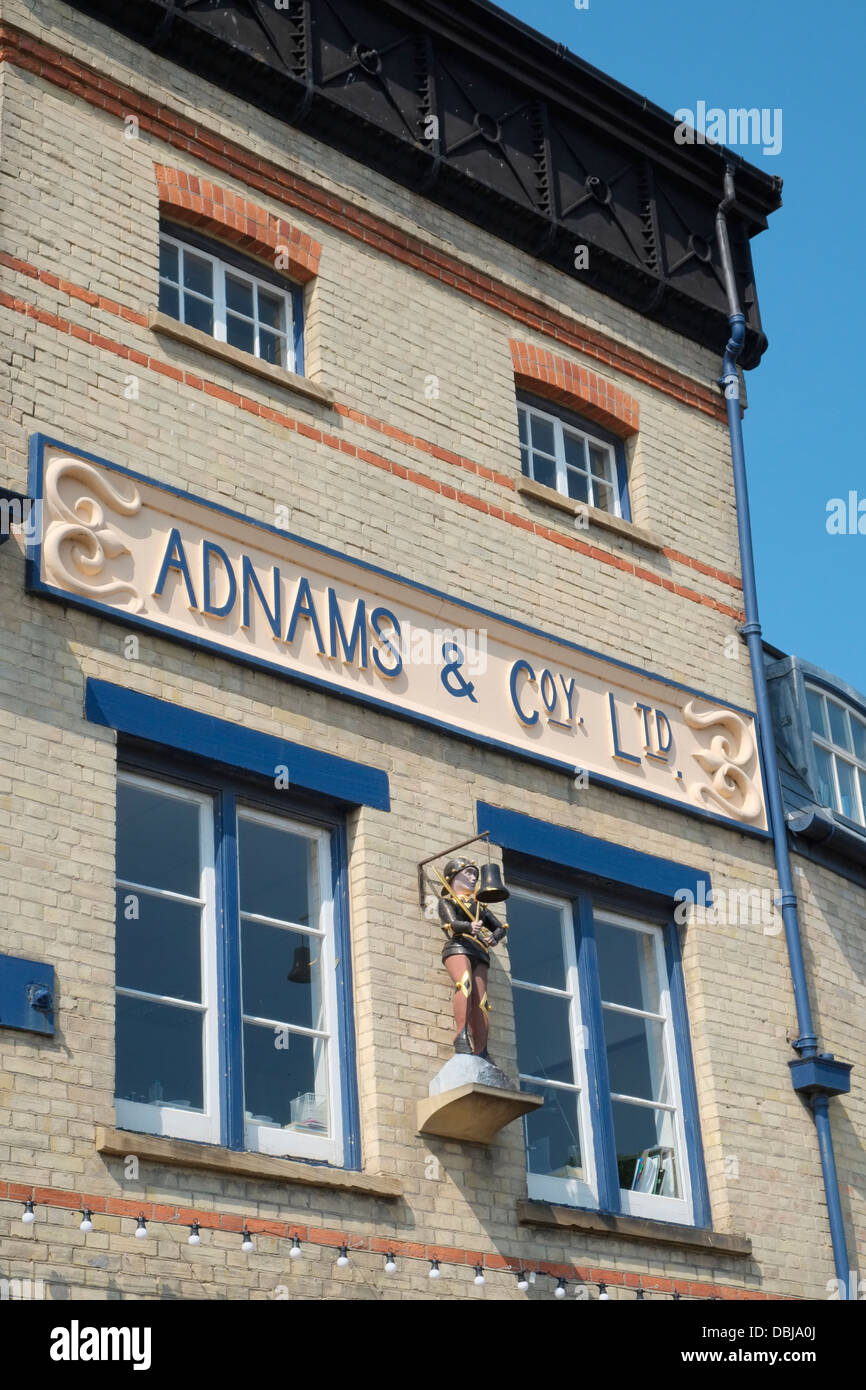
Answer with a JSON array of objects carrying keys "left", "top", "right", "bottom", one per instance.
[{"left": 436, "top": 858, "right": 509, "bottom": 1058}]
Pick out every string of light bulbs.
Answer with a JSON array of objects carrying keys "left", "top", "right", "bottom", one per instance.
[{"left": 12, "top": 1198, "right": 727, "bottom": 1299}]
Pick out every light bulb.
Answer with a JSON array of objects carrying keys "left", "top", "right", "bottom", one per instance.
[
  {"left": 22, "top": 1200, "right": 35, "bottom": 1225},
  {"left": 384, "top": 1253, "right": 397, "bottom": 1274},
  {"left": 289, "top": 1236, "right": 302, "bottom": 1259},
  {"left": 336, "top": 1243, "right": 350, "bottom": 1267},
  {"left": 135, "top": 1216, "right": 148, "bottom": 1239},
  {"left": 188, "top": 1222, "right": 201, "bottom": 1246},
  {"left": 429, "top": 1259, "right": 440, "bottom": 1280},
  {"left": 516, "top": 1271, "right": 529, "bottom": 1292},
  {"left": 241, "top": 1228, "right": 254, "bottom": 1253},
  {"left": 80, "top": 1210, "right": 94, "bottom": 1234},
  {"left": 473, "top": 1265, "right": 485, "bottom": 1287},
  {"left": 555, "top": 1278, "right": 567, "bottom": 1299},
  {"left": 598, "top": 1283, "right": 609, "bottom": 1300}
]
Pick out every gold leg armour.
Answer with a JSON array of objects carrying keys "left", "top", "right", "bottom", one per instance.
[
  {"left": 453, "top": 969, "right": 474, "bottom": 1055},
  {"left": 479, "top": 991, "right": 490, "bottom": 1016}
]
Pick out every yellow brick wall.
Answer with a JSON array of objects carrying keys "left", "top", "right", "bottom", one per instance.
[{"left": 0, "top": 0, "right": 861, "bottom": 1301}]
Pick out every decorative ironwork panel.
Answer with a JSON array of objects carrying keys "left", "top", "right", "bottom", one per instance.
[
  {"left": 58, "top": 0, "right": 782, "bottom": 365},
  {"left": 313, "top": 0, "right": 424, "bottom": 145}
]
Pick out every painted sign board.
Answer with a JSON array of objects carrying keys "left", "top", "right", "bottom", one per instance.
[{"left": 23, "top": 436, "right": 768, "bottom": 833}]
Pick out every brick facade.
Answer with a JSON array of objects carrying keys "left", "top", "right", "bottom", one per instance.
[{"left": 0, "top": 0, "right": 862, "bottom": 1303}]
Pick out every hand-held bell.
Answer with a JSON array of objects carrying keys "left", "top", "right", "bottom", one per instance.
[
  {"left": 475, "top": 862, "right": 509, "bottom": 903},
  {"left": 287, "top": 946, "right": 312, "bottom": 984}
]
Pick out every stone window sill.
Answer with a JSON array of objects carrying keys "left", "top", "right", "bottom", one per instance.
[
  {"left": 516, "top": 476, "right": 662, "bottom": 551},
  {"left": 148, "top": 309, "right": 335, "bottom": 409},
  {"left": 96, "top": 1126, "right": 401, "bottom": 1200},
  {"left": 516, "top": 1198, "right": 752, "bottom": 1257}
]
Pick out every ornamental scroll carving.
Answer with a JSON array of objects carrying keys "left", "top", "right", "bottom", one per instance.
[
  {"left": 682, "top": 701, "right": 763, "bottom": 823},
  {"left": 42, "top": 456, "right": 144, "bottom": 613}
]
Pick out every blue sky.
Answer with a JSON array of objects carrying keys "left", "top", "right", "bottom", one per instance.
[{"left": 498, "top": 0, "right": 866, "bottom": 693}]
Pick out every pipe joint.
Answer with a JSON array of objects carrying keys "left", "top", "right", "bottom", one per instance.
[{"left": 721, "top": 314, "right": 747, "bottom": 379}]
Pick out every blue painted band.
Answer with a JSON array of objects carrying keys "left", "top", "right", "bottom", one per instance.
[
  {"left": 476, "top": 801, "right": 710, "bottom": 901},
  {"left": 84, "top": 678, "right": 391, "bottom": 812}
]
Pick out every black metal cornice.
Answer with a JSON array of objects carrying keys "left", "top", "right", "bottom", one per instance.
[{"left": 58, "top": 0, "right": 782, "bottom": 367}]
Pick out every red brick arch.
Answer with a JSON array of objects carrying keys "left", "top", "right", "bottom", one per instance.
[
  {"left": 510, "top": 340, "right": 640, "bottom": 436},
  {"left": 154, "top": 164, "right": 321, "bottom": 282}
]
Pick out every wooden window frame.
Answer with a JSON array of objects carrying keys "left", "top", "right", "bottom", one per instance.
[
  {"left": 158, "top": 224, "right": 304, "bottom": 375},
  {"left": 517, "top": 393, "right": 631, "bottom": 519},
  {"left": 113, "top": 755, "right": 356, "bottom": 1169}
]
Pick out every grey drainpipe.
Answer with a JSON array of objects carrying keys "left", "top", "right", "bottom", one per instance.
[{"left": 715, "top": 165, "right": 852, "bottom": 1296}]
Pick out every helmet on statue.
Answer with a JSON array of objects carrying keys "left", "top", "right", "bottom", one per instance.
[{"left": 440, "top": 858, "right": 479, "bottom": 895}]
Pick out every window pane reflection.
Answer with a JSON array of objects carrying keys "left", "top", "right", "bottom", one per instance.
[
  {"left": 243, "top": 1023, "right": 329, "bottom": 1134},
  {"left": 595, "top": 919, "right": 661, "bottom": 1013},
  {"left": 603, "top": 1009, "right": 669, "bottom": 1105},
  {"left": 514, "top": 987, "right": 574, "bottom": 1086},
  {"left": 806, "top": 687, "right": 826, "bottom": 736},
  {"left": 508, "top": 895, "right": 567, "bottom": 991},
  {"left": 238, "top": 817, "right": 313, "bottom": 924},
  {"left": 116, "top": 782, "right": 200, "bottom": 896},
  {"left": 241, "top": 921, "right": 323, "bottom": 1030},
  {"left": 836, "top": 759, "right": 858, "bottom": 820},
  {"left": 182, "top": 251, "right": 213, "bottom": 297},
  {"left": 184, "top": 293, "right": 213, "bottom": 335},
  {"left": 521, "top": 1082, "right": 583, "bottom": 1179},
  {"left": 115, "top": 888, "right": 202, "bottom": 1002},
  {"left": 827, "top": 700, "right": 850, "bottom": 751},
  {"left": 116, "top": 995, "right": 204, "bottom": 1111}
]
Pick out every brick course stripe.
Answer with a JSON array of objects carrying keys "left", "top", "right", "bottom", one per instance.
[
  {"left": 0, "top": 278, "right": 744, "bottom": 619},
  {"left": 0, "top": 1188, "right": 772, "bottom": 1298},
  {"left": 0, "top": 21, "right": 728, "bottom": 424},
  {"left": 0, "top": 249, "right": 744, "bottom": 594}
]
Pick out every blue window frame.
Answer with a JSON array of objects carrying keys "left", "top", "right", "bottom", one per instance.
[
  {"left": 158, "top": 222, "right": 305, "bottom": 375},
  {"left": 517, "top": 392, "right": 631, "bottom": 520},
  {"left": 113, "top": 750, "right": 358, "bottom": 1169},
  {"left": 477, "top": 801, "right": 710, "bottom": 1228},
  {"left": 508, "top": 868, "right": 701, "bottom": 1225}
]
